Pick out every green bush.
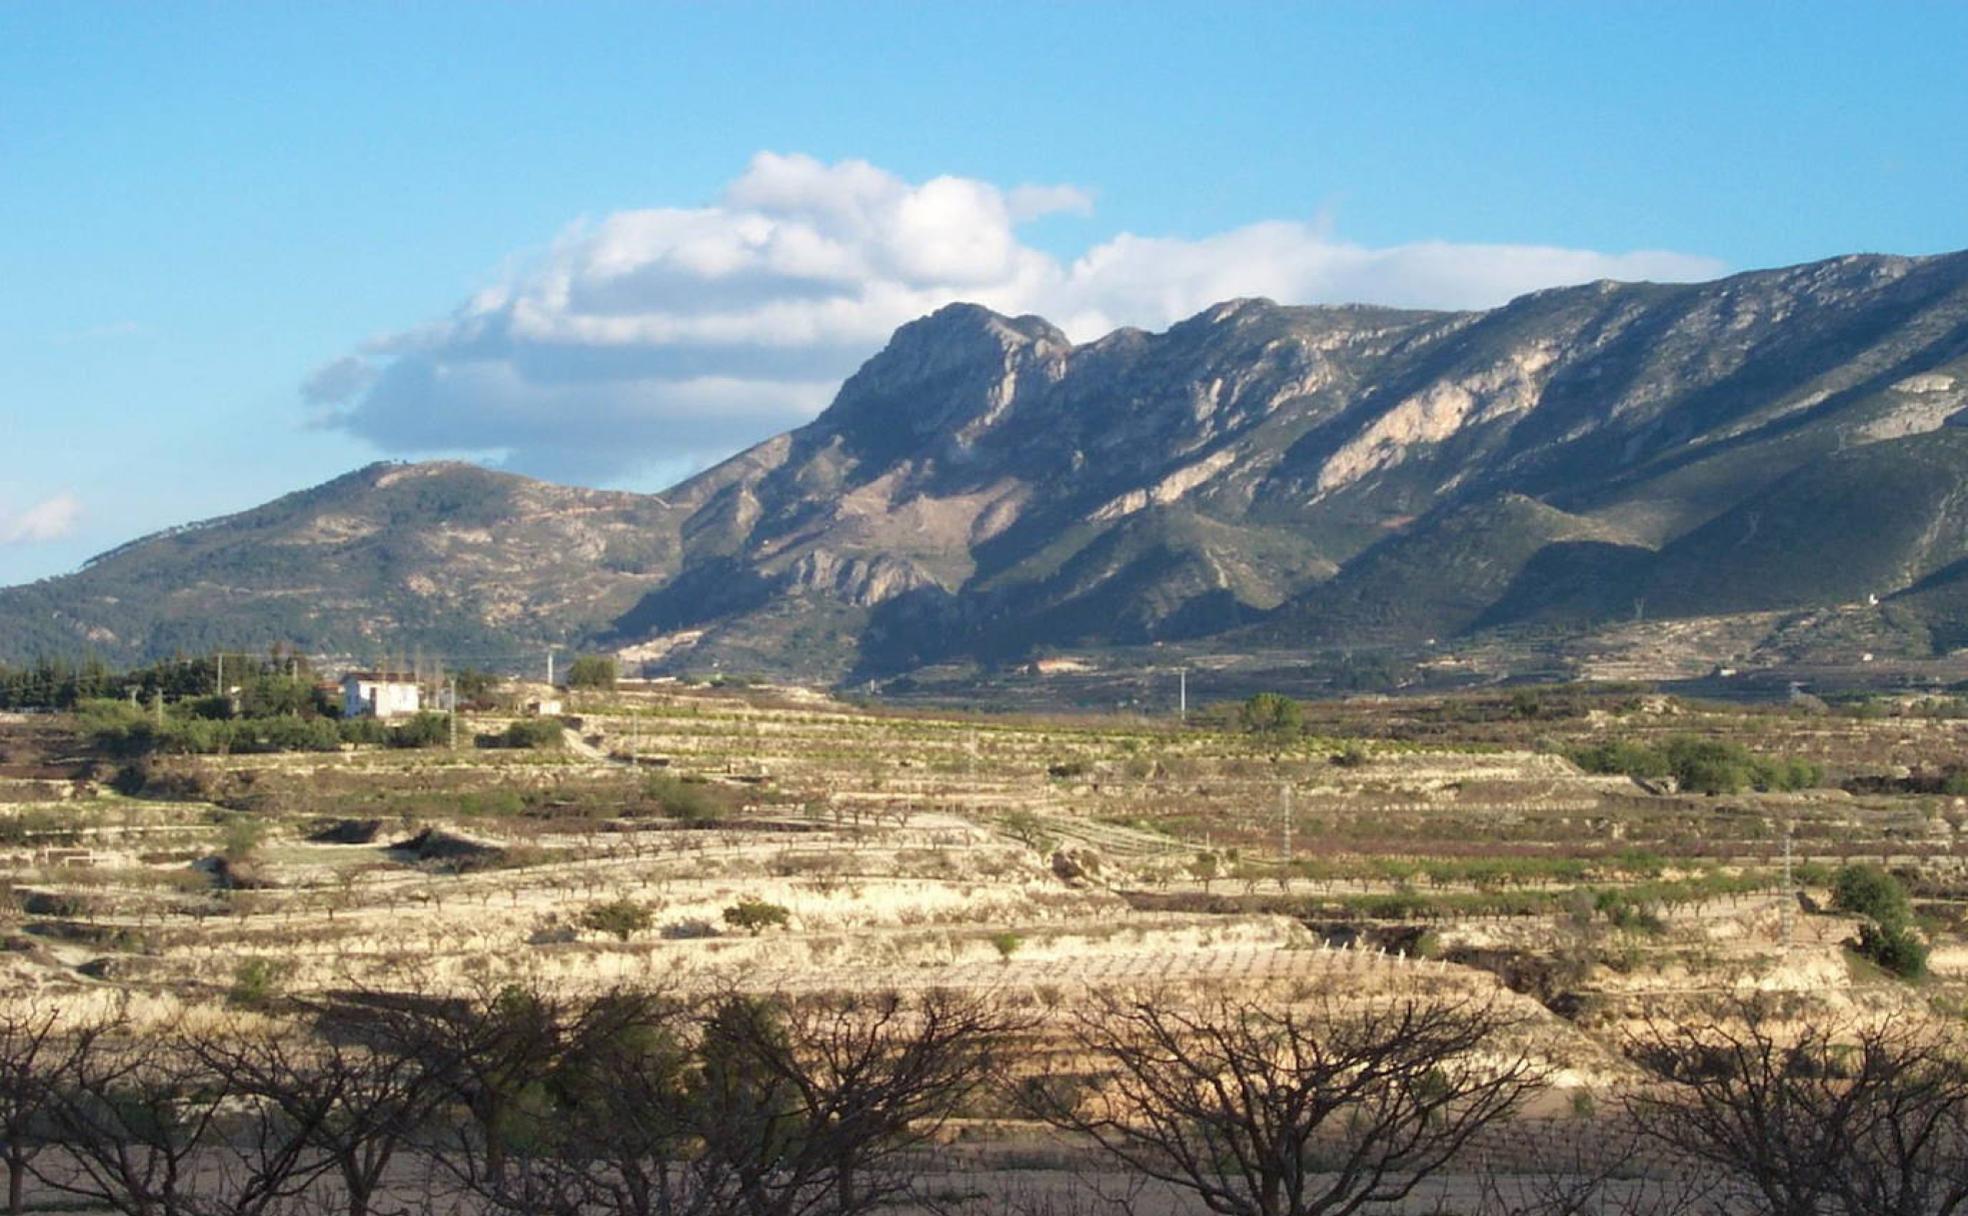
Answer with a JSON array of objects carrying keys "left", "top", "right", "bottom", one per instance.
[
  {"left": 228, "top": 957, "right": 286, "bottom": 1009},
  {"left": 1661, "top": 737, "right": 1752, "bottom": 795},
  {"left": 1594, "top": 890, "right": 1666, "bottom": 934},
  {"left": 1570, "top": 735, "right": 1821, "bottom": 794},
  {"left": 1238, "top": 692, "right": 1303, "bottom": 737},
  {"left": 1833, "top": 864, "right": 1926, "bottom": 980},
  {"left": 1330, "top": 742, "right": 1370, "bottom": 768},
  {"left": 1832, "top": 864, "right": 1912, "bottom": 926},
  {"left": 187, "top": 694, "right": 235, "bottom": 721},
  {"left": 722, "top": 898, "right": 791, "bottom": 936},
  {"left": 566, "top": 655, "right": 618, "bottom": 690},
  {"left": 390, "top": 711, "right": 452, "bottom": 749},
  {"left": 1569, "top": 739, "right": 1670, "bottom": 780},
  {"left": 220, "top": 815, "right": 266, "bottom": 862},
  {"left": 1856, "top": 919, "right": 1928, "bottom": 979},
  {"left": 1749, "top": 754, "right": 1824, "bottom": 792},
  {"left": 579, "top": 898, "right": 654, "bottom": 941},
  {"left": 643, "top": 773, "right": 724, "bottom": 822},
  {"left": 339, "top": 717, "right": 393, "bottom": 746},
  {"left": 502, "top": 718, "right": 566, "bottom": 749},
  {"left": 236, "top": 674, "right": 327, "bottom": 719}
]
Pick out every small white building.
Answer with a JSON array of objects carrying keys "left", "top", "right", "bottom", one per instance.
[{"left": 341, "top": 672, "right": 423, "bottom": 720}]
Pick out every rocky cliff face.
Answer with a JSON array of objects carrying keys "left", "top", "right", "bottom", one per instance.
[{"left": 9, "top": 249, "right": 1968, "bottom": 680}]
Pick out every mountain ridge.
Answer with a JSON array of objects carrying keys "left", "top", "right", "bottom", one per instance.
[{"left": 7, "top": 247, "right": 1968, "bottom": 683}]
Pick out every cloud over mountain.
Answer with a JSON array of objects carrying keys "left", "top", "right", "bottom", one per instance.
[
  {"left": 308, "top": 152, "right": 1723, "bottom": 482},
  {"left": 0, "top": 493, "right": 83, "bottom": 546}
]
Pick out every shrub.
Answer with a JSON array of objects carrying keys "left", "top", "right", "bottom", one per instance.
[
  {"left": 566, "top": 655, "right": 618, "bottom": 690},
  {"left": 111, "top": 758, "right": 151, "bottom": 796},
  {"left": 722, "top": 898, "right": 791, "bottom": 936},
  {"left": 643, "top": 773, "right": 724, "bottom": 822},
  {"left": 1568, "top": 739, "right": 1670, "bottom": 780},
  {"left": 259, "top": 715, "right": 344, "bottom": 752},
  {"left": 1833, "top": 864, "right": 1926, "bottom": 980},
  {"left": 339, "top": 717, "right": 393, "bottom": 746},
  {"left": 579, "top": 898, "right": 654, "bottom": 942},
  {"left": 76, "top": 698, "right": 155, "bottom": 753},
  {"left": 503, "top": 718, "right": 566, "bottom": 749},
  {"left": 187, "top": 694, "right": 235, "bottom": 721},
  {"left": 1855, "top": 919, "right": 1928, "bottom": 979},
  {"left": 990, "top": 931, "right": 1023, "bottom": 962},
  {"left": 1833, "top": 864, "right": 1912, "bottom": 926},
  {"left": 1238, "top": 692, "right": 1302, "bottom": 737},
  {"left": 1749, "top": 754, "right": 1824, "bottom": 792},
  {"left": 1000, "top": 810, "right": 1055, "bottom": 852},
  {"left": 228, "top": 957, "right": 285, "bottom": 1009},
  {"left": 220, "top": 815, "right": 266, "bottom": 862},
  {"left": 391, "top": 711, "right": 452, "bottom": 749},
  {"left": 1190, "top": 851, "right": 1221, "bottom": 891},
  {"left": 1662, "top": 737, "right": 1753, "bottom": 795},
  {"left": 236, "top": 674, "right": 326, "bottom": 718},
  {"left": 1330, "top": 742, "right": 1370, "bottom": 769},
  {"left": 1594, "top": 890, "right": 1666, "bottom": 934},
  {"left": 1571, "top": 735, "right": 1819, "bottom": 793}
]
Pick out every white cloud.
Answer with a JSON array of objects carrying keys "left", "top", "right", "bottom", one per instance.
[
  {"left": 1007, "top": 183, "right": 1096, "bottom": 222},
  {"left": 0, "top": 493, "right": 83, "bottom": 545},
  {"left": 309, "top": 152, "right": 1724, "bottom": 482}
]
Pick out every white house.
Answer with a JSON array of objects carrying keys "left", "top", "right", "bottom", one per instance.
[{"left": 341, "top": 672, "right": 423, "bottom": 719}]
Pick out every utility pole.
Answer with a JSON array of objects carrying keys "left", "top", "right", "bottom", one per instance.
[
  {"left": 1179, "top": 668, "right": 1187, "bottom": 722},
  {"left": 448, "top": 678, "right": 459, "bottom": 750},
  {"left": 215, "top": 653, "right": 223, "bottom": 697},
  {"left": 546, "top": 649, "right": 555, "bottom": 688}
]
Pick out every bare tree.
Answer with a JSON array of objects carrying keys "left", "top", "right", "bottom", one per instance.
[
  {"left": 32, "top": 1015, "right": 323, "bottom": 1216},
  {"left": 459, "top": 985, "right": 696, "bottom": 1216},
  {"left": 440, "top": 985, "right": 1017, "bottom": 1216},
  {"left": 1468, "top": 1114, "right": 1722, "bottom": 1216},
  {"left": 1024, "top": 987, "right": 1541, "bottom": 1216},
  {"left": 0, "top": 1001, "right": 93, "bottom": 1216},
  {"left": 1628, "top": 996, "right": 1968, "bottom": 1216},
  {"left": 190, "top": 1010, "right": 451, "bottom": 1216},
  {"left": 348, "top": 979, "right": 569, "bottom": 1197},
  {"left": 683, "top": 987, "right": 1018, "bottom": 1216}
]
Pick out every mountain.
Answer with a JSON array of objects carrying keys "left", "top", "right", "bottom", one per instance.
[
  {"left": 7, "top": 248, "right": 1968, "bottom": 682},
  {"left": 0, "top": 463, "right": 683, "bottom": 666}
]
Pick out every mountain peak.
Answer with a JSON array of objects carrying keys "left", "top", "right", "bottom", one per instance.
[
  {"left": 808, "top": 303, "right": 1072, "bottom": 457},
  {"left": 906, "top": 301, "right": 1070, "bottom": 350}
]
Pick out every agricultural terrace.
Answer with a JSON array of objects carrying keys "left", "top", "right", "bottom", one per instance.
[{"left": 3, "top": 681, "right": 1967, "bottom": 1211}]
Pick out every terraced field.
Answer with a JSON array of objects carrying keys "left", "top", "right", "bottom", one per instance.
[{"left": 5, "top": 685, "right": 1966, "bottom": 1211}]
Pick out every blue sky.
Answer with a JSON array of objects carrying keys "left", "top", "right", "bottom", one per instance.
[{"left": 1, "top": 1, "right": 1964, "bottom": 586}]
